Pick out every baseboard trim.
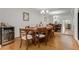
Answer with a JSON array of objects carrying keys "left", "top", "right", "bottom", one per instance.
[
  {"left": 73, "top": 33, "right": 79, "bottom": 46},
  {"left": 15, "top": 37, "right": 20, "bottom": 39},
  {"left": 75, "top": 39, "right": 79, "bottom": 45}
]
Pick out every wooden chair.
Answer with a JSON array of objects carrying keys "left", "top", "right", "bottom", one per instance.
[
  {"left": 19, "top": 28, "right": 35, "bottom": 49},
  {"left": 51, "top": 28, "right": 55, "bottom": 38},
  {"left": 46, "top": 26, "right": 53, "bottom": 39},
  {"left": 36, "top": 27, "right": 48, "bottom": 47}
]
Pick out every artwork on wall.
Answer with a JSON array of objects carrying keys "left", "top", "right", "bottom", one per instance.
[{"left": 23, "top": 12, "right": 29, "bottom": 21}]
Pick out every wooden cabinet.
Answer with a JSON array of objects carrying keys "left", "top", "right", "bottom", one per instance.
[{"left": 0, "top": 27, "right": 14, "bottom": 46}]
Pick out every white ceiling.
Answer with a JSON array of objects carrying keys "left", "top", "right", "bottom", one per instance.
[{"left": 34, "top": 8, "right": 74, "bottom": 16}]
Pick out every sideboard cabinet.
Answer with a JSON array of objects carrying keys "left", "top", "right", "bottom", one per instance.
[{"left": 0, "top": 27, "right": 14, "bottom": 46}]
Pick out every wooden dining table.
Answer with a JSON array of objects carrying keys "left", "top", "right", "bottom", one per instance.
[{"left": 20, "top": 25, "right": 53, "bottom": 31}]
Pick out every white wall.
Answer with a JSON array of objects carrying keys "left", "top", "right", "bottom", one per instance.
[
  {"left": 73, "top": 8, "right": 78, "bottom": 40},
  {"left": 48, "top": 15, "right": 53, "bottom": 23},
  {"left": 0, "top": 8, "right": 45, "bottom": 37},
  {"left": 0, "top": 9, "right": 5, "bottom": 21}
]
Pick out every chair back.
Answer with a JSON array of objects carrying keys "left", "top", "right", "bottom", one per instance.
[
  {"left": 20, "top": 29, "right": 26, "bottom": 38},
  {"left": 37, "top": 27, "right": 48, "bottom": 36},
  {"left": 20, "top": 28, "right": 35, "bottom": 40}
]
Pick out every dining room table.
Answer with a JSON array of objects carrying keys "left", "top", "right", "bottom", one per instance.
[{"left": 20, "top": 25, "right": 53, "bottom": 41}]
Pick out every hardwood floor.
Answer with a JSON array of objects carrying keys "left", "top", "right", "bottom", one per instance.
[{"left": 0, "top": 32, "right": 79, "bottom": 50}]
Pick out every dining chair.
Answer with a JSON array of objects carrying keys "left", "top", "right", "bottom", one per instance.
[
  {"left": 36, "top": 27, "right": 48, "bottom": 47},
  {"left": 46, "top": 25, "right": 53, "bottom": 39},
  {"left": 52, "top": 30, "right": 55, "bottom": 38},
  {"left": 19, "top": 28, "right": 35, "bottom": 49},
  {"left": 25, "top": 26, "right": 29, "bottom": 28}
]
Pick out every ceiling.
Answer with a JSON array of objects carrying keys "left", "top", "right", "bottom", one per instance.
[{"left": 34, "top": 8, "right": 74, "bottom": 16}]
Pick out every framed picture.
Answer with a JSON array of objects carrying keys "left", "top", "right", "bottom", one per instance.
[{"left": 23, "top": 12, "right": 29, "bottom": 21}]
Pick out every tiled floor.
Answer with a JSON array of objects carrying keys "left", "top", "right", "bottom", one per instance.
[{"left": 0, "top": 32, "right": 79, "bottom": 50}]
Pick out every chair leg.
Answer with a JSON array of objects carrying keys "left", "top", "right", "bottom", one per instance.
[
  {"left": 38, "top": 39, "right": 40, "bottom": 47},
  {"left": 33, "top": 39, "right": 36, "bottom": 46},
  {"left": 45, "top": 39, "right": 47, "bottom": 46},
  {"left": 34, "top": 40, "right": 36, "bottom": 46},
  {"left": 26, "top": 40, "right": 28, "bottom": 50},
  {"left": 20, "top": 39, "right": 22, "bottom": 48},
  {"left": 53, "top": 32, "right": 55, "bottom": 38}
]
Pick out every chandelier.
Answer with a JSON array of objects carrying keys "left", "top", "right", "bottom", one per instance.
[{"left": 40, "top": 10, "right": 49, "bottom": 16}]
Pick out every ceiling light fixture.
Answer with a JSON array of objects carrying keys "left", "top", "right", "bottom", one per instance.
[{"left": 40, "top": 10, "right": 49, "bottom": 15}]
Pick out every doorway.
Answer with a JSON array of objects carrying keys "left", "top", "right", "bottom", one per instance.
[{"left": 61, "top": 20, "right": 73, "bottom": 35}]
